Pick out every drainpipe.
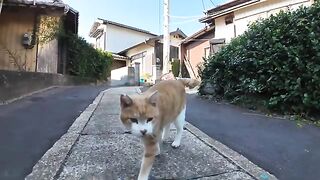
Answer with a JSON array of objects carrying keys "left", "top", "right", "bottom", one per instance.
[
  {"left": 0, "top": 0, "right": 4, "bottom": 14},
  {"left": 34, "top": 13, "right": 40, "bottom": 72}
]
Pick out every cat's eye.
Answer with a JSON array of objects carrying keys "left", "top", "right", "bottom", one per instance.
[
  {"left": 130, "top": 118, "right": 138, "bottom": 124},
  {"left": 147, "top": 118, "right": 153, "bottom": 123}
]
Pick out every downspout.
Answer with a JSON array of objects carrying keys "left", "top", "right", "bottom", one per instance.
[{"left": 33, "top": 13, "right": 41, "bottom": 72}]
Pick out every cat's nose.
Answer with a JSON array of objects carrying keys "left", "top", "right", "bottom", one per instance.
[{"left": 140, "top": 129, "right": 147, "bottom": 135}]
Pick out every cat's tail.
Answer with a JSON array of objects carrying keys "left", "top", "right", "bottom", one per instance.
[{"left": 177, "top": 78, "right": 200, "bottom": 89}]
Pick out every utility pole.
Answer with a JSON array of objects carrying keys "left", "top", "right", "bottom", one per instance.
[{"left": 163, "top": 0, "right": 170, "bottom": 74}]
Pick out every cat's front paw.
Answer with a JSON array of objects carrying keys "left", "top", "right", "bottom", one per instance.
[
  {"left": 155, "top": 150, "right": 161, "bottom": 157},
  {"left": 171, "top": 141, "right": 180, "bottom": 148}
]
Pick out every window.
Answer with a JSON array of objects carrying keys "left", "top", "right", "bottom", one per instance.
[
  {"left": 210, "top": 38, "right": 226, "bottom": 54},
  {"left": 170, "top": 46, "right": 179, "bottom": 60},
  {"left": 225, "top": 13, "right": 234, "bottom": 25}
]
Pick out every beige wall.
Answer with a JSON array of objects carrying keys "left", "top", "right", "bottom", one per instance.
[
  {"left": 37, "top": 15, "right": 62, "bottom": 73},
  {"left": 158, "top": 34, "right": 184, "bottom": 59},
  {"left": 0, "top": 10, "right": 63, "bottom": 73},
  {"left": 126, "top": 43, "right": 154, "bottom": 81},
  {"left": 158, "top": 34, "right": 184, "bottom": 47},
  {"left": 106, "top": 24, "right": 156, "bottom": 53},
  {"left": 215, "top": 16, "right": 235, "bottom": 43},
  {"left": 0, "top": 10, "right": 37, "bottom": 72},
  {"left": 182, "top": 33, "right": 214, "bottom": 79},
  {"left": 214, "top": 0, "right": 314, "bottom": 43},
  {"left": 37, "top": 39, "right": 59, "bottom": 73},
  {"left": 124, "top": 34, "right": 184, "bottom": 82}
]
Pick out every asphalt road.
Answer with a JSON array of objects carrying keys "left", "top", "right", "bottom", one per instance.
[
  {"left": 0, "top": 85, "right": 108, "bottom": 180},
  {"left": 186, "top": 94, "right": 320, "bottom": 180}
]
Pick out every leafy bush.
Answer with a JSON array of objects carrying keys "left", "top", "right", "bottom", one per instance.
[
  {"left": 171, "top": 59, "right": 180, "bottom": 77},
  {"left": 60, "top": 33, "right": 112, "bottom": 80},
  {"left": 199, "top": 2, "right": 320, "bottom": 115},
  {"left": 142, "top": 73, "right": 152, "bottom": 82}
]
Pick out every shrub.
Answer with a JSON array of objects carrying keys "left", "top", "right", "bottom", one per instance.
[
  {"left": 171, "top": 59, "right": 180, "bottom": 77},
  {"left": 199, "top": 2, "right": 320, "bottom": 115},
  {"left": 60, "top": 33, "right": 112, "bottom": 80},
  {"left": 142, "top": 73, "right": 152, "bottom": 82}
]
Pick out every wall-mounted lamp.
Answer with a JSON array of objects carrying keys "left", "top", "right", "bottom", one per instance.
[{"left": 22, "top": 33, "right": 33, "bottom": 49}]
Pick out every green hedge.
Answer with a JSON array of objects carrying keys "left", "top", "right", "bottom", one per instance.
[
  {"left": 199, "top": 2, "right": 320, "bottom": 115},
  {"left": 171, "top": 59, "right": 180, "bottom": 77},
  {"left": 60, "top": 33, "right": 112, "bottom": 80}
]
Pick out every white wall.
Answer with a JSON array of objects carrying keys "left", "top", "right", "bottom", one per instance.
[
  {"left": 214, "top": 0, "right": 314, "bottom": 43},
  {"left": 111, "top": 66, "right": 130, "bottom": 86},
  {"left": 158, "top": 34, "right": 184, "bottom": 46},
  {"left": 215, "top": 16, "right": 235, "bottom": 43},
  {"left": 106, "top": 24, "right": 156, "bottom": 53},
  {"left": 126, "top": 43, "right": 155, "bottom": 81}
]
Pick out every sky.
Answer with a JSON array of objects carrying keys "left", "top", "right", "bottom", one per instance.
[{"left": 63, "top": 0, "right": 227, "bottom": 43}]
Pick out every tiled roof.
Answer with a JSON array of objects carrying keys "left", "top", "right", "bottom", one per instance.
[
  {"left": 206, "top": 0, "right": 254, "bottom": 14},
  {"left": 181, "top": 26, "right": 214, "bottom": 45},
  {"left": 4, "top": 0, "right": 66, "bottom": 8},
  {"left": 98, "top": 18, "right": 157, "bottom": 36},
  {"left": 112, "top": 53, "right": 129, "bottom": 60},
  {"left": 118, "top": 29, "right": 187, "bottom": 55},
  {"left": 199, "top": 0, "right": 260, "bottom": 23}
]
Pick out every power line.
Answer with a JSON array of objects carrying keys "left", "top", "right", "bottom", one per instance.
[
  {"left": 209, "top": 0, "right": 216, "bottom": 6},
  {"left": 201, "top": 0, "right": 206, "bottom": 11},
  {"left": 171, "top": 18, "right": 199, "bottom": 25},
  {"left": 169, "top": 15, "right": 203, "bottom": 19}
]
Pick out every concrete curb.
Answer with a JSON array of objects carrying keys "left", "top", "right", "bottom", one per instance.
[
  {"left": 0, "top": 86, "right": 57, "bottom": 105},
  {"left": 184, "top": 122, "right": 278, "bottom": 180},
  {"left": 25, "top": 88, "right": 110, "bottom": 180}
]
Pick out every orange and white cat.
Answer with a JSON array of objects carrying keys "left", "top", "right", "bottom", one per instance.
[{"left": 119, "top": 78, "right": 200, "bottom": 180}]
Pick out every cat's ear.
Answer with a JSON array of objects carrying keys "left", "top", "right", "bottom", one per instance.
[
  {"left": 148, "top": 91, "right": 158, "bottom": 106},
  {"left": 120, "top": 94, "right": 133, "bottom": 108}
]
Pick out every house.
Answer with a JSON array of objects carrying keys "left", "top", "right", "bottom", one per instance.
[
  {"left": 88, "top": 18, "right": 187, "bottom": 85},
  {"left": 118, "top": 29, "right": 187, "bottom": 83},
  {"left": 181, "top": 0, "right": 315, "bottom": 79},
  {"left": 180, "top": 26, "right": 214, "bottom": 79},
  {"left": 0, "top": 0, "right": 78, "bottom": 74},
  {"left": 200, "top": 0, "right": 315, "bottom": 44},
  {"left": 89, "top": 18, "right": 158, "bottom": 70},
  {"left": 89, "top": 18, "right": 158, "bottom": 53}
]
